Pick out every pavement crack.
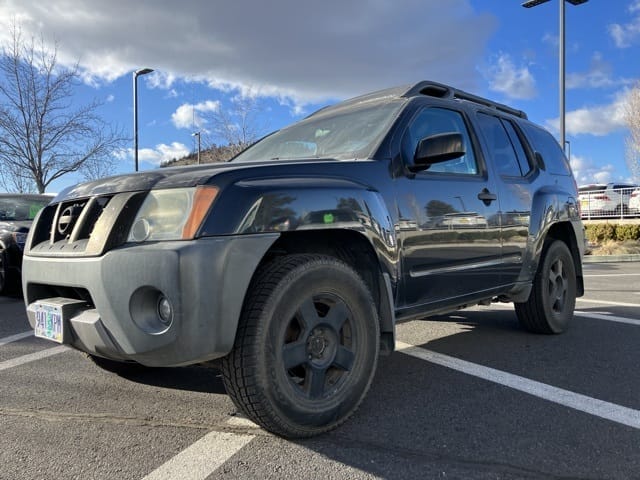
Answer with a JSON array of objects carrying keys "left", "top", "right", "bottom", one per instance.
[
  {"left": 0, "top": 407, "right": 267, "bottom": 437},
  {"left": 0, "top": 407, "right": 204, "bottom": 430}
]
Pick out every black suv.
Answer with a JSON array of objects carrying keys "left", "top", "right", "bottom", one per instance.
[
  {"left": 22, "top": 81, "right": 584, "bottom": 438},
  {"left": 0, "top": 193, "right": 52, "bottom": 294}
]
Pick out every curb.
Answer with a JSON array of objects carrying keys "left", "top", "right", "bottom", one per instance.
[{"left": 583, "top": 254, "right": 640, "bottom": 263}]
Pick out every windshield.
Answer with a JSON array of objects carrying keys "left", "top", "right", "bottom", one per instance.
[
  {"left": 232, "top": 99, "right": 404, "bottom": 163},
  {"left": 0, "top": 196, "right": 50, "bottom": 221}
]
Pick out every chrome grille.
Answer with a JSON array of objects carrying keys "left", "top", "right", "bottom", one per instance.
[{"left": 28, "top": 191, "right": 146, "bottom": 257}]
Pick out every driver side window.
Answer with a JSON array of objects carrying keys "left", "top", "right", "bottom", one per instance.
[{"left": 405, "top": 107, "right": 478, "bottom": 175}]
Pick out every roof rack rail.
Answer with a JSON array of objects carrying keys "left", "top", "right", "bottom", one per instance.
[{"left": 403, "top": 81, "right": 528, "bottom": 119}]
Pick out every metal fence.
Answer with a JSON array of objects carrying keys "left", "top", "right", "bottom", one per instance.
[{"left": 579, "top": 186, "right": 640, "bottom": 220}]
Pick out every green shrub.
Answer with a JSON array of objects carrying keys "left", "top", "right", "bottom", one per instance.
[
  {"left": 585, "top": 223, "right": 616, "bottom": 243},
  {"left": 615, "top": 224, "right": 640, "bottom": 241},
  {"left": 585, "top": 223, "right": 640, "bottom": 243}
]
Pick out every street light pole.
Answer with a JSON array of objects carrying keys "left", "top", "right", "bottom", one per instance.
[
  {"left": 559, "top": 0, "right": 566, "bottom": 149},
  {"left": 192, "top": 132, "right": 201, "bottom": 165},
  {"left": 522, "top": 0, "right": 588, "bottom": 151},
  {"left": 133, "top": 67, "right": 154, "bottom": 172}
]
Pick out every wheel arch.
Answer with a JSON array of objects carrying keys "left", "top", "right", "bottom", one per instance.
[
  {"left": 253, "top": 229, "right": 397, "bottom": 354},
  {"left": 544, "top": 222, "right": 585, "bottom": 297}
]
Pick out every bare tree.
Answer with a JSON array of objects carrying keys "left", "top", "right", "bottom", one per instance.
[
  {"left": 205, "top": 95, "right": 268, "bottom": 157},
  {"left": 79, "top": 155, "right": 119, "bottom": 183},
  {"left": 625, "top": 82, "right": 640, "bottom": 183},
  {"left": 0, "top": 25, "right": 127, "bottom": 193},
  {"left": 0, "top": 160, "right": 35, "bottom": 192}
]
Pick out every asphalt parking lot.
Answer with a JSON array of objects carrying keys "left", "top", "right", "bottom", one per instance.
[{"left": 1, "top": 261, "right": 639, "bottom": 479}]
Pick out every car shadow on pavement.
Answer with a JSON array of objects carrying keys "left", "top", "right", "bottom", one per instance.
[
  {"left": 279, "top": 307, "right": 640, "bottom": 480},
  {"left": 115, "top": 364, "right": 227, "bottom": 395}
]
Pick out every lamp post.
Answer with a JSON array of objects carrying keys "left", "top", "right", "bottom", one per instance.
[
  {"left": 192, "top": 132, "right": 201, "bottom": 165},
  {"left": 133, "top": 67, "right": 154, "bottom": 172},
  {"left": 522, "top": 0, "right": 588, "bottom": 149}
]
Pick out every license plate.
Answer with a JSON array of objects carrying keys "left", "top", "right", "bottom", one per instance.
[{"left": 34, "top": 302, "right": 64, "bottom": 343}]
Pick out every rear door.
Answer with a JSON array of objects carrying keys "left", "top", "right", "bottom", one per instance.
[{"left": 473, "top": 112, "right": 535, "bottom": 286}]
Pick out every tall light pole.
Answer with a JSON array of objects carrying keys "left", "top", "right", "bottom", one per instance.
[
  {"left": 192, "top": 132, "right": 201, "bottom": 165},
  {"left": 133, "top": 67, "right": 154, "bottom": 172},
  {"left": 522, "top": 0, "right": 588, "bottom": 151}
]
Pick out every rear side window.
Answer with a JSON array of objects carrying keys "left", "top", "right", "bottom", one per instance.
[
  {"left": 476, "top": 113, "right": 531, "bottom": 177},
  {"left": 520, "top": 123, "right": 571, "bottom": 176}
]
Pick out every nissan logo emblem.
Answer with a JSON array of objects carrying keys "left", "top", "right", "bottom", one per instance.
[{"left": 57, "top": 206, "right": 79, "bottom": 236}]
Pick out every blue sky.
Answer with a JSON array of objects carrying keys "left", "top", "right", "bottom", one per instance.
[{"left": 1, "top": 0, "right": 639, "bottom": 193}]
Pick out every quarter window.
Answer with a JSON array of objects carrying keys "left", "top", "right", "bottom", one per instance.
[{"left": 520, "top": 122, "right": 572, "bottom": 176}]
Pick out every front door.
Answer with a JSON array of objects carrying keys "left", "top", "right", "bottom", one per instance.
[{"left": 395, "top": 106, "right": 502, "bottom": 311}]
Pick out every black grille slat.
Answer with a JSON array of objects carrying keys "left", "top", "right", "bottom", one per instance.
[{"left": 27, "top": 192, "right": 144, "bottom": 257}]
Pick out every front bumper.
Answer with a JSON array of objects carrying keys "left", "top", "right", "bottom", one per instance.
[{"left": 22, "top": 234, "right": 278, "bottom": 366}]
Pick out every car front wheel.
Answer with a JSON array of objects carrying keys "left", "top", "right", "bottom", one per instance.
[{"left": 221, "top": 254, "right": 380, "bottom": 438}]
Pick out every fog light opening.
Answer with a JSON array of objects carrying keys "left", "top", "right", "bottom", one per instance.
[{"left": 157, "top": 296, "right": 173, "bottom": 325}]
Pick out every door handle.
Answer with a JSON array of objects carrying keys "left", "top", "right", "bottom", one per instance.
[{"left": 478, "top": 188, "right": 497, "bottom": 206}]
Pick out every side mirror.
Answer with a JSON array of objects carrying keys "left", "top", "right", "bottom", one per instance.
[{"left": 412, "top": 132, "right": 465, "bottom": 172}]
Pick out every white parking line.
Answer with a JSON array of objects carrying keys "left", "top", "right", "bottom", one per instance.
[
  {"left": 141, "top": 430, "right": 254, "bottom": 480},
  {"left": 396, "top": 341, "right": 640, "bottom": 430},
  {"left": 0, "top": 331, "right": 33, "bottom": 347},
  {"left": 0, "top": 345, "right": 69, "bottom": 372},
  {"left": 575, "top": 312, "right": 640, "bottom": 327},
  {"left": 583, "top": 273, "right": 640, "bottom": 277},
  {"left": 578, "top": 298, "right": 640, "bottom": 308}
]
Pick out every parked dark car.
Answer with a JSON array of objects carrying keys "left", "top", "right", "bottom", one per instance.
[
  {"left": 0, "top": 193, "right": 53, "bottom": 294},
  {"left": 22, "top": 81, "right": 584, "bottom": 438}
]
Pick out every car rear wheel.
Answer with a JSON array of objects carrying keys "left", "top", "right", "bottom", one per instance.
[
  {"left": 221, "top": 254, "right": 380, "bottom": 438},
  {"left": 515, "top": 240, "right": 576, "bottom": 334}
]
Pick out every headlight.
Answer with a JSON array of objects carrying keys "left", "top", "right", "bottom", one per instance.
[{"left": 127, "top": 186, "right": 219, "bottom": 242}]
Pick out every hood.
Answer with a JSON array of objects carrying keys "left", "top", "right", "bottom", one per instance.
[
  {"left": 54, "top": 163, "right": 236, "bottom": 202},
  {"left": 53, "top": 158, "right": 339, "bottom": 202},
  {"left": 55, "top": 163, "right": 239, "bottom": 202}
]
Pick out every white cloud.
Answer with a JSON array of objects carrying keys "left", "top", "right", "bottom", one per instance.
[
  {"left": 171, "top": 100, "right": 220, "bottom": 130},
  {"left": 570, "top": 154, "right": 616, "bottom": 185},
  {"left": 105, "top": 94, "right": 115, "bottom": 103},
  {"left": 545, "top": 91, "right": 629, "bottom": 137},
  {"left": 542, "top": 33, "right": 559, "bottom": 48},
  {"left": 485, "top": 53, "right": 537, "bottom": 100},
  {"left": 0, "top": 0, "right": 496, "bottom": 103},
  {"left": 608, "top": 2, "right": 640, "bottom": 48},
  {"left": 566, "top": 52, "right": 633, "bottom": 90},
  {"left": 138, "top": 142, "right": 190, "bottom": 166}
]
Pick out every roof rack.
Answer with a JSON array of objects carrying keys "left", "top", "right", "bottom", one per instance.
[{"left": 403, "top": 81, "right": 528, "bottom": 119}]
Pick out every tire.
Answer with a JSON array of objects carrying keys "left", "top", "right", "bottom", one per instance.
[
  {"left": 0, "top": 247, "right": 14, "bottom": 295},
  {"left": 515, "top": 240, "right": 577, "bottom": 334},
  {"left": 221, "top": 254, "right": 380, "bottom": 438}
]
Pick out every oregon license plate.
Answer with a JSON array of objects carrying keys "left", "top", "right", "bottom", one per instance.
[{"left": 34, "top": 302, "right": 64, "bottom": 343}]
